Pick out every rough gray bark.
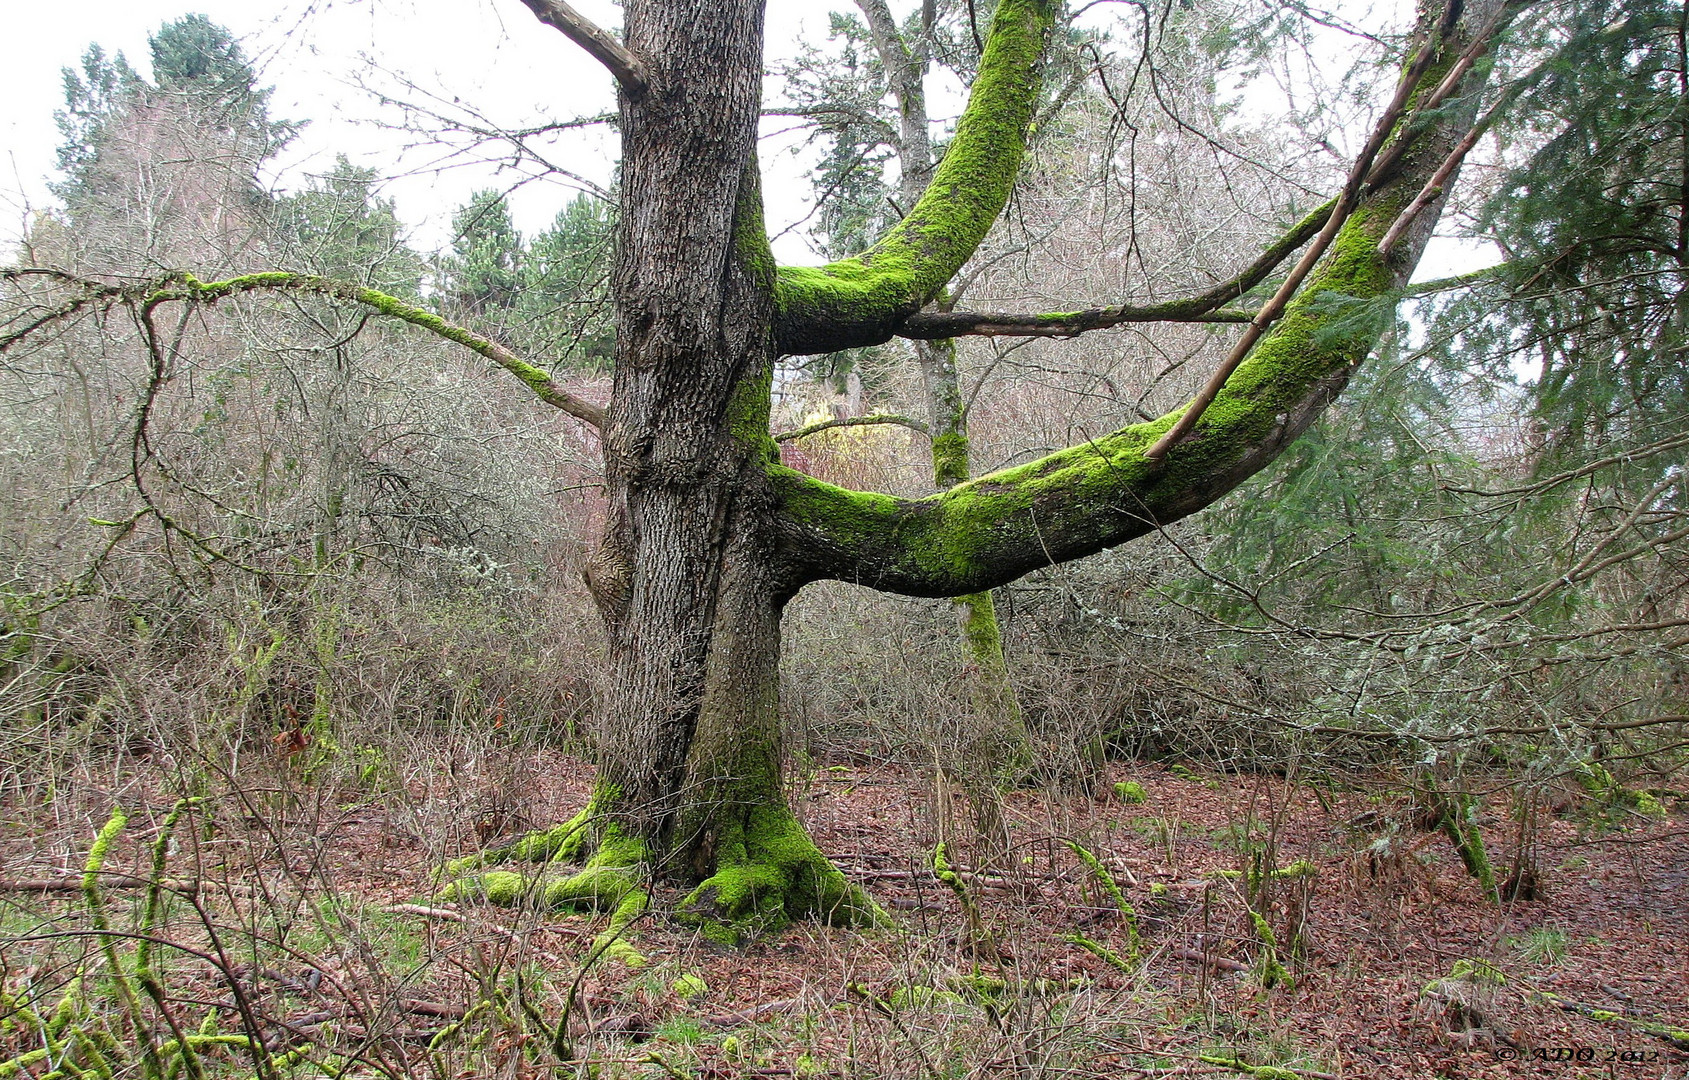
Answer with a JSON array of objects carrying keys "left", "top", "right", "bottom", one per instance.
[{"left": 584, "top": 0, "right": 774, "bottom": 845}]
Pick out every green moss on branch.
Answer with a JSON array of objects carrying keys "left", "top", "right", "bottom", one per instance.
[
  {"left": 773, "top": 0, "right": 1057, "bottom": 355},
  {"left": 772, "top": 208, "right": 1401, "bottom": 598},
  {"left": 1066, "top": 841, "right": 1140, "bottom": 960},
  {"left": 124, "top": 271, "right": 603, "bottom": 425}
]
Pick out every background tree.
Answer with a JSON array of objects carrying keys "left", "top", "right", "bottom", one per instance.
[
  {"left": 44, "top": 15, "right": 292, "bottom": 275},
  {"left": 1164, "top": 0, "right": 1689, "bottom": 864},
  {"left": 273, "top": 156, "right": 423, "bottom": 295},
  {"left": 523, "top": 192, "right": 617, "bottom": 367},
  {"left": 771, "top": 0, "right": 1052, "bottom": 842}
]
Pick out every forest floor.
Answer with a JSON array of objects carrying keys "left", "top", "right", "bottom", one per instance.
[{"left": 1, "top": 750, "right": 1685, "bottom": 1079}]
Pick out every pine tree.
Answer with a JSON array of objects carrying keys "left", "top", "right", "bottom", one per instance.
[
  {"left": 273, "top": 156, "right": 422, "bottom": 295},
  {"left": 52, "top": 45, "right": 142, "bottom": 202},
  {"left": 147, "top": 14, "right": 293, "bottom": 161},
  {"left": 444, "top": 190, "right": 524, "bottom": 317},
  {"left": 45, "top": 15, "right": 289, "bottom": 273},
  {"left": 522, "top": 193, "right": 615, "bottom": 366}
]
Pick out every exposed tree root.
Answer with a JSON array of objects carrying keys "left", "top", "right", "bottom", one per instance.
[
  {"left": 676, "top": 806, "right": 886, "bottom": 946},
  {"left": 440, "top": 802, "right": 881, "bottom": 953},
  {"left": 439, "top": 802, "right": 597, "bottom": 880},
  {"left": 441, "top": 816, "right": 651, "bottom": 966}
]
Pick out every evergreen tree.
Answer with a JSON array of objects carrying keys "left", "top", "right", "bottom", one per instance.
[
  {"left": 52, "top": 45, "right": 142, "bottom": 201},
  {"left": 273, "top": 156, "right": 423, "bottom": 295},
  {"left": 1453, "top": 0, "right": 1689, "bottom": 464},
  {"left": 444, "top": 190, "right": 523, "bottom": 316},
  {"left": 522, "top": 192, "right": 615, "bottom": 366},
  {"left": 1179, "top": 0, "right": 1689, "bottom": 763},
  {"left": 440, "top": 189, "right": 615, "bottom": 369},
  {"left": 147, "top": 14, "right": 293, "bottom": 160},
  {"left": 45, "top": 15, "right": 289, "bottom": 272}
]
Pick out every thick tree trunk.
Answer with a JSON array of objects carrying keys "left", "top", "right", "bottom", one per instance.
[
  {"left": 581, "top": 0, "right": 771, "bottom": 848},
  {"left": 565, "top": 0, "right": 877, "bottom": 941}
]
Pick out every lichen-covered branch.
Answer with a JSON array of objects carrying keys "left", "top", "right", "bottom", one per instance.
[
  {"left": 1, "top": 268, "right": 606, "bottom": 427},
  {"left": 901, "top": 305, "right": 1255, "bottom": 338},
  {"left": 771, "top": 0, "right": 1056, "bottom": 356}
]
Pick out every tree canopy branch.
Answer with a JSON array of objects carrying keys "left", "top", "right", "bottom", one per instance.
[
  {"left": 515, "top": 0, "right": 650, "bottom": 99},
  {"left": 773, "top": 413, "right": 930, "bottom": 443},
  {"left": 771, "top": 209, "right": 1398, "bottom": 597},
  {"left": 0, "top": 268, "right": 605, "bottom": 427},
  {"left": 768, "top": 0, "right": 1510, "bottom": 597},
  {"left": 1141, "top": 2, "right": 1460, "bottom": 462},
  {"left": 894, "top": 198, "right": 1335, "bottom": 340}
]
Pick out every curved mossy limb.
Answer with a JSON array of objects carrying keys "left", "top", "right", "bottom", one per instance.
[
  {"left": 676, "top": 805, "right": 886, "bottom": 946},
  {"left": 1, "top": 268, "right": 603, "bottom": 425},
  {"left": 772, "top": 0, "right": 1057, "bottom": 355},
  {"left": 772, "top": 207, "right": 1405, "bottom": 598}
]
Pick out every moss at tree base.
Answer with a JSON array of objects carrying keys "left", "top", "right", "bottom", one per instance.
[
  {"left": 676, "top": 804, "right": 887, "bottom": 946},
  {"left": 437, "top": 799, "right": 880, "bottom": 954},
  {"left": 438, "top": 810, "right": 652, "bottom": 966}
]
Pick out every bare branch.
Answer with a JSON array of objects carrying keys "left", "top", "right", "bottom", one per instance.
[
  {"left": 515, "top": 0, "right": 650, "bottom": 99},
  {"left": 1378, "top": 82, "right": 1522, "bottom": 256},
  {"left": 773, "top": 413, "right": 930, "bottom": 443},
  {"left": 2, "top": 268, "right": 605, "bottom": 427},
  {"left": 901, "top": 307, "right": 1254, "bottom": 338},
  {"left": 896, "top": 197, "right": 1333, "bottom": 340}
]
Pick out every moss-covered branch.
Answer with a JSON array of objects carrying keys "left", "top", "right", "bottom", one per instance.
[
  {"left": 771, "top": 206, "right": 1399, "bottom": 597},
  {"left": 1, "top": 268, "right": 604, "bottom": 427},
  {"left": 1533, "top": 992, "right": 1689, "bottom": 1051},
  {"left": 771, "top": 0, "right": 1056, "bottom": 357},
  {"left": 770, "top": 1, "right": 1500, "bottom": 597}
]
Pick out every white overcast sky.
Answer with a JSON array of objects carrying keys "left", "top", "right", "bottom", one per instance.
[
  {"left": 1, "top": 0, "right": 1486, "bottom": 277},
  {"left": 0, "top": 0, "right": 848, "bottom": 259}
]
